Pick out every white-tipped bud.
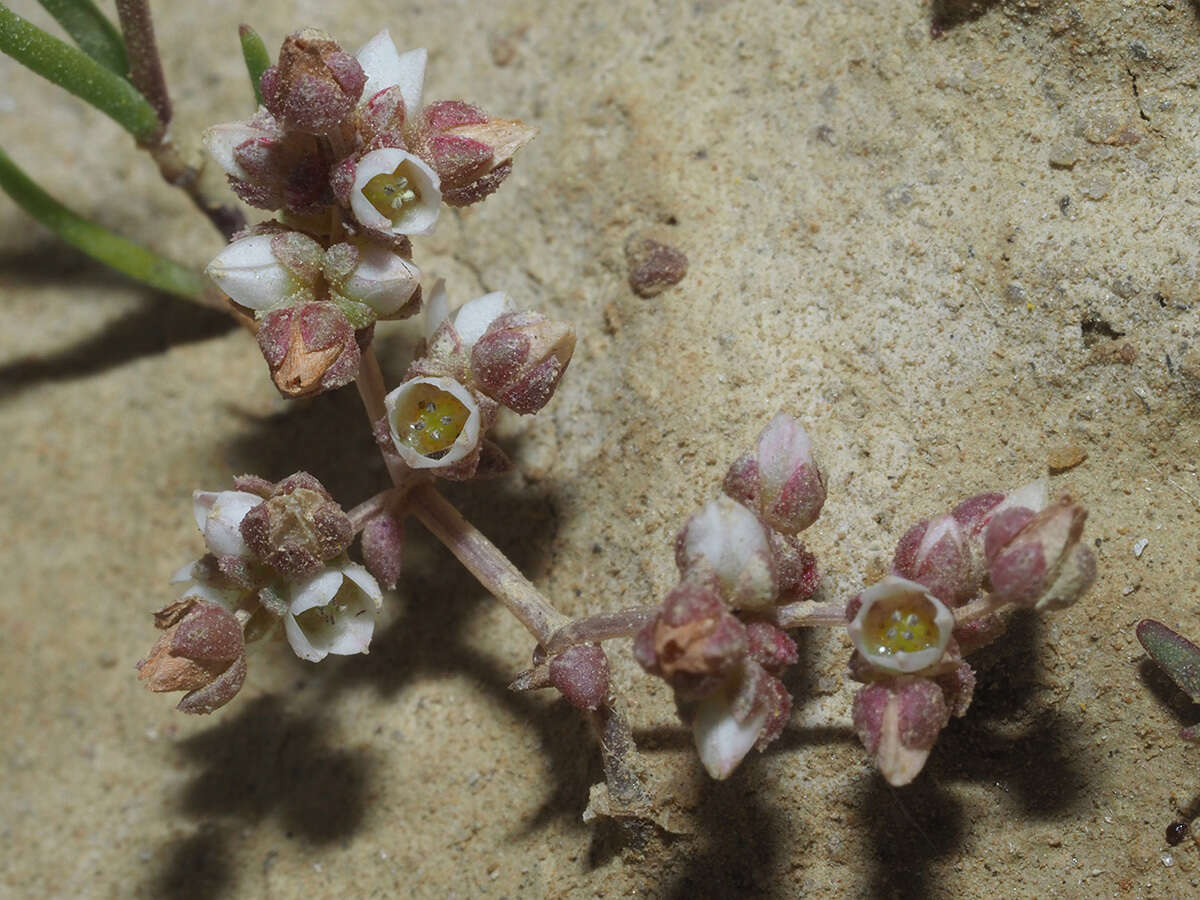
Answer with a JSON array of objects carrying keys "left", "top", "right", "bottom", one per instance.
[
  {"left": 675, "top": 496, "right": 777, "bottom": 611},
  {"left": 453, "top": 291, "right": 516, "bottom": 347},
  {"left": 723, "top": 414, "right": 826, "bottom": 535},
  {"left": 349, "top": 148, "right": 441, "bottom": 236},
  {"left": 470, "top": 311, "right": 576, "bottom": 414},
  {"left": 334, "top": 242, "right": 421, "bottom": 317},
  {"left": 205, "top": 234, "right": 306, "bottom": 311},
  {"left": 692, "top": 674, "right": 771, "bottom": 780},
  {"left": 192, "top": 490, "right": 263, "bottom": 559},
  {"left": 202, "top": 119, "right": 276, "bottom": 180},
  {"left": 847, "top": 575, "right": 955, "bottom": 675},
  {"left": 384, "top": 376, "right": 482, "bottom": 470},
  {"left": 284, "top": 560, "right": 383, "bottom": 662}
]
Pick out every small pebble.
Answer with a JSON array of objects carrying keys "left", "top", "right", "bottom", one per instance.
[
  {"left": 1047, "top": 443, "right": 1087, "bottom": 473},
  {"left": 1167, "top": 822, "right": 1189, "bottom": 846},
  {"left": 1133, "top": 538, "right": 1149, "bottom": 558},
  {"left": 625, "top": 235, "right": 688, "bottom": 298}
]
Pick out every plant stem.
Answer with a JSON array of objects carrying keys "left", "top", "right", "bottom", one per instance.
[
  {"left": 774, "top": 600, "right": 848, "bottom": 629},
  {"left": 408, "top": 483, "right": 569, "bottom": 644},
  {"left": 114, "top": 0, "right": 170, "bottom": 125},
  {"left": 545, "top": 607, "right": 658, "bottom": 653}
]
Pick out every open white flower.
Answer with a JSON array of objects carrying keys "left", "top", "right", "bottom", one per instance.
[
  {"left": 847, "top": 575, "right": 955, "bottom": 674},
  {"left": 284, "top": 559, "right": 383, "bottom": 662},
  {"left": 384, "top": 375, "right": 482, "bottom": 470},
  {"left": 192, "top": 490, "right": 263, "bottom": 558},
  {"left": 169, "top": 560, "right": 243, "bottom": 610},
  {"left": 349, "top": 147, "right": 441, "bottom": 236}
]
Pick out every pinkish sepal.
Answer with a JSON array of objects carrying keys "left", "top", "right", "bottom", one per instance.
[
  {"left": 852, "top": 677, "right": 950, "bottom": 786},
  {"left": 469, "top": 311, "right": 576, "bottom": 414},
  {"left": 985, "top": 495, "right": 1093, "bottom": 609},
  {"left": 549, "top": 644, "right": 611, "bottom": 710},
  {"left": 723, "top": 413, "right": 826, "bottom": 535},
  {"left": 362, "top": 512, "right": 405, "bottom": 590}
]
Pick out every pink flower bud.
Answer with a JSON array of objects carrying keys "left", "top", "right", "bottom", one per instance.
[
  {"left": 847, "top": 575, "right": 955, "bottom": 674},
  {"left": 691, "top": 662, "right": 791, "bottom": 779},
  {"left": 361, "top": 511, "right": 405, "bottom": 590},
  {"left": 723, "top": 414, "right": 825, "bottom": 535},
  {"left": 985, "top": 495, "right": 1096, "bottom": 610},
  {"left": 256, "top": 303, "right": 362, "bottom": 399},
  {"left": 852, "top": 677, "right": 949, "bottom": 786},
  {"left": 745, "top": 621, "right": 798, "bottom": 675},
  {"left": 769, "top": 531, "right": 820, "bottom": 603},
  {"left": 675, "top": 496, "right": 777, "bottom": 611},
  {"left": 469, "top": 311, "right": 576, "bottom": 414},
  {"left": 259, "top": 29, "right": 365, "bottom": 135},
  {"left": 891, "top": 514, "right": 976, "bottom": 605},
  {"left": 413, "top": 101, "right": 536, "bottom": 206},
  {"left": 137, "top": 599, "right": 247, "bottom": 714},
  {"left": 549, "top": 644, "right": 611, "bottom": 710}
]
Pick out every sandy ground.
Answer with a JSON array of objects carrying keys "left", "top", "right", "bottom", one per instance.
[{"left": 3, "top": 0, "right": 1200, "bottom": 896}]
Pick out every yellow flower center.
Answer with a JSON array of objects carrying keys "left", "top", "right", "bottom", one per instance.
[
  {"left": 863, "top": 600, "right": 941, "bottom": 656},
  {"left": 363, "top": 163, "right": 421, "bottom": 223},
  {"left": 391, "top": 383, "right": 470, "bottom": 458}
]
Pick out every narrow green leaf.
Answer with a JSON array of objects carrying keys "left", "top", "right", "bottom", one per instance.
[
  {"left": 238, "top": 24, "right": 270, "bottom": 106},
  {"left": 36, "top": 0, "right": 128, "bottom": 75},
  {"left": 0, "top": 3, "right": 159, "bottom": 142},
  {"left": 1137, "top": 618, "right": 1200, "bottom": 703},
  {"left": 0, "top": 146, "right": 205, "bottom": 300}
]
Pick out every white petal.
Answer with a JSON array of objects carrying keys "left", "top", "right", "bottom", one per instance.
[
  {"left": 202, "top": 120, "right": 271, "bottom": 180},
  {"left": 356, "top": 31, "right": 426, "bottom": 114},
  {"left": 201, "top": 491, "right": 262, "bottom": 558},
  {"left": 178, "top": 579, "right": 241, "bottom": 612},
  {"left": 384, "top": 376, "right": 482, "bottom": 470},
  {"left": 757, "top": 413, "right": 814, "bottom": 493},
  {"left": 997, "top": 478, "right": 1050, "bottom": 516},
  {"left": 341, "top": 561, "right": 384, "bottom": 609},
  {"left": 289, "top": 568, "right": 344, "bottom": 616},
  {"left": 693, "top": 690, "right": 769, "bottom": 780},
  {"left": 340, "top": 244, "right": 420, "bottom": 316},
  {"left": 349, "top": 148, "right": 441, "bottom": 236},
  {"left": 169, "top": 560, "right": 200, "bottom": 584},
  {"left": 453, "top": 292, "right": 515, "bottom": 347},
  {"left": 424, "top": 277, "right": 449, "bottom": 339},
  {"left": 284, "top": 612, "right": 325, "bottom": 662},
  {"left": 192, "top": 491, "right": 218, "bottom": 533},
  {"left": 205, "top": 234, "right": 296, "bottom": 311}
]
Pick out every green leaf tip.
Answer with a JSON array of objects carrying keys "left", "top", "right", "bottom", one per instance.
[
  {"left": 0, "top": 146, "right": 205, "bottom": 300},
  {"left": 238, "top": 24, "right": 270, "bottom": 107},
  {"left": 0, "top": 3, "right": 160, "bottom": 142},
  {"left": 36, "top": 0, "right": 129, "bottom": 75},
  {"left": 1137, "top": 618, "right": 1200, "bottom": 704}
]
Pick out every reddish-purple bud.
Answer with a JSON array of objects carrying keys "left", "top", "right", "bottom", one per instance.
[
  {"left": 745, "top": 621, "right": 798, "bottom": 675},
  {"left": 238, "top": 475, "right": 353, "bottom": 578},
  {"left": 137, "top": 599, "right": 247, "bottom": 714},
  {"left": 469, "top": 311, "right": 576, "bottom": 414},
  {"left": 723, "top": 413, "right": 826, "bottom": 535},
  {"left": 260, "top": 29, "right": 365, "bottom": 135},
  {"left": 891, "top": 514, "right": 976, "bottom": 606},
  {"left": 257, "top": 303, "right": 361, "bottom": 398},
  {"left": 770, "top": 531, "right": 820, "bottom": 603},
  {"left": 985, "top": 495, "right": 1096, "bottom": 610},
  {"left": 852, "top": 677, "right": 949, "bottom": 786},
  {"left": 635, "top": 579, "right": 750, "bottom": 698},
  {"left": 549, "top": 644, "right": 611, "bottom": 710},
  {"left": 410, "top": 102, "right": 535, "bottom": 206},
  {"left": 361, "top": 512, "right": 405, "bottom": 590}
]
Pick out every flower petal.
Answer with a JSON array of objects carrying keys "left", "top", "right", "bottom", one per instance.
[
  {"left": 205, "top": 234, "right": 298, "bottom": 311},
  {"left": 453, "top": 291, "right": 514, "bottom": 347},
  {"left": 356, "top": 30, "right": 426, "bottom": 114},
  {"left": 289, "top": 567, "right": 344, "bottom": 615},
  {"left": 349, "top": 148, "right": 441, "bottom": 236}
]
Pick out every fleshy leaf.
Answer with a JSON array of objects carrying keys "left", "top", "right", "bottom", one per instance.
[
  {"left": 1138, "top": 619, "right": 1200, "bottom": 703},
  {"left": 36, "top": 0, "right": 129, "bottom": 75},
  {"left": 238, "top": 24, "right": 271, "bottom": 106}
]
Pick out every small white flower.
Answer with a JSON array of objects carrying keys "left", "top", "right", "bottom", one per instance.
[
  {"left": 676, "top": 496, "right": 776, "bottom": 611},
  {"left": 453, "top": 291, "right": 515, "bottom": 347},
  {"left": 169, "top": 560, "right": 243, "bottom": 610},
  {"left": 284, "top": 559, "right": 383, "bottom": 662},
  {"left": 384, "top": 376, "right": 482, "bottom": 470},
  {"left": 205, "top": 234, "right": 298, "bottom": 311},
  {"left": 350, "top": 148, "right": 441, "bottom": 236},
  {"left": 192, "top": 490, "right": 262, "bottom": 558},
  {"left": 847, "top": 575, "right": 955, "bottom": 674},
  {"left": 692, "top": 678, "right": 769, "bottom": 780},
  {"left": 355, "top": 30, "right": 426, "bottom": 114},
  {"left": 339, "top": 242, "right": 421, "bottom": 316}
]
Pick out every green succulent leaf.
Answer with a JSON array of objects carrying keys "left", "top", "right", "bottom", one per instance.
[
  {"left": 238, "top": 24, "right": 270, "bottom": 107},
  {"left": 0, "top": 146, "right": 205, "bottom": 300},
  {"left": 36, "top": 0, "right": 129, "bottom": 75},
  {"left": 1137, "top": 618, "right": 1200, "bottom": 704},
  {"left": 0, "top": 3, "right": 160, "bottom": 141}
]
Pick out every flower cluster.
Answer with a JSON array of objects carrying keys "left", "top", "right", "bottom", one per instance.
[
  {"left": 202, "top": 29, "right": 535, "bottom": 398},
  {"left": 377, "top": 282, "right": 576, "bottom": 480},
  {"left": 634, "top": 414, "right": 825, "bottom": 778},
  {"left": 846, "top": 481, "right": 1097, "bottom": 785},
  {"left": 137, "top": 473, "right": 385, "bottom": 713}
]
